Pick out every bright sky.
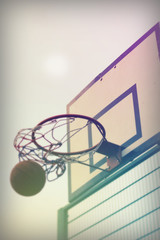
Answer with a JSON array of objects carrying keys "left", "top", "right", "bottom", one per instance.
[{"left": 1, "top": 1, "right": 160, "bottom": 240}]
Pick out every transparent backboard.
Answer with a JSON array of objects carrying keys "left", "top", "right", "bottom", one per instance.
[{"left": 67, "top": 23, "right": 160, "bottom": 201}]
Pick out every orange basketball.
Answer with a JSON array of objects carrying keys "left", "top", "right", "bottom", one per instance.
[{"left": 10, "top": 160, "right": 46, "bottom": 196}]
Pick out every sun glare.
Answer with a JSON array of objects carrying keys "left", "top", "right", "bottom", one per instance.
[{"left": 44, "top": 55, "right": 69, "bottom": 78}]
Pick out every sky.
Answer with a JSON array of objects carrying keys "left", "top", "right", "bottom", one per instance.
[{"left": 1, "top": 1, "right": 160, "bottom": 240}]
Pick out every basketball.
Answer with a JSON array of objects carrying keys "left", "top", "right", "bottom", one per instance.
[{"left": 10, "top": 160, "right": 46, "bottom": 196}]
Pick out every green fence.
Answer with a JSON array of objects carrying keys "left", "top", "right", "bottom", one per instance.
[{"left": 58, "top": 146, "right": 160, "bottom": 240}]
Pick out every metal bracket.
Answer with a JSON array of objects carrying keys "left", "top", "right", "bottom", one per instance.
[
  {"left": 96, "top": 140, "right": 123, "bottom": 171},
  {"left": 96, "top": 140, "right": 121, "bottom": 157}
]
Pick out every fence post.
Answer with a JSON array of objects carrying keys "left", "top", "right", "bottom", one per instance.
[{"left": 57, "top": 207, "right": 68, "bottom": 240}]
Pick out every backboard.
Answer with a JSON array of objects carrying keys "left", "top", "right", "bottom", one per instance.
[{"left": 67, "top": 22, "right": 160, "bottom": 202}]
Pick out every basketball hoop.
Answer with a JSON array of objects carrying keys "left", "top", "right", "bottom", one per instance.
[{"left": 14, "top": 114, "right": 121, "bottom": 181}]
